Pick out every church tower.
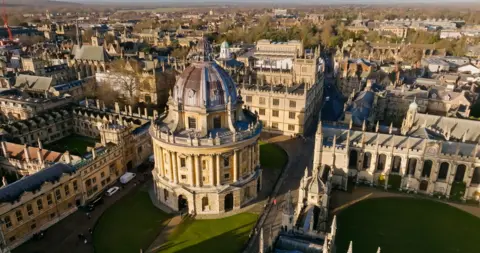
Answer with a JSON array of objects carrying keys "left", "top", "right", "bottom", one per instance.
[{"left": 401, "top": 98, "right": 418, "bottom": 135}]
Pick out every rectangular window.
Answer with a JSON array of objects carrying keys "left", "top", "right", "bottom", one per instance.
[
  {"left": 202, "top": 160, "right": 207, "bottom": 170},
  {"left": 272, "top": 110, "right": 279, "bottom": 117},
  {"left": 31, "top": 223, "right": 36, "bottom": 230},
  {"left": 86, "top": 179, "right": 92, "bottom": 187},
  {"left": 273, "top": 99, "right": 279, "bottom": 106},
  {"left": 259, "top": 109, "right": 265, "bottom": 116},
  {"left": 259, "top": 97, "right": 266, "bottom": 105},
  {"left": 272, "top": 122, "right": 279, "bottom": 129},
  {"left": 289, "top": 100, "right": 296, "bottom": 108},
  {"left": 188, "top": 117, "right": 196, "bottom": 129},
  {"left": 224, "top": 173, "right": 230, "bottom": 179},
  {"left": 180, "top": 158, "right": 186, "bottom": 167},
  {"left": 288, "top": 124, "right": 295, "bottom": 131},
  {"left": 64, "top": 185, "right": 70, "bottom": 196},
  {"left": 15, "top": 210, "right": 23, "bottom": 222},
  {"left": 101, "top": 172, "right": 105, "bottom": 178},
  {"left": 73, "top": 180, "right": 78, "bottom": 191},
  {"left": 246, "top": 96, "right": 252, "bottom": 102},
  {"left": 55, "top": 189, "right": 61, "bottom": 201},
  {"left": 47, "top": 194, "right": 53, "bottom": 205},
  {"left": 92, "top": 177, "right": 97, "bottom": 184},
  {"left": 27, "top": 204, "right": 33, "bottom": 216},
  {"left": 50, "top": 213, "right": 55, "bottom": 219},
  {"left": 181, "top": 175, "right": 187, "bottom": 180},
  {"left": 4, "top": 216, "right": 11, "bottom": 228},
  {"left": 9, "top": 236, "right": 15, "bottom": 242},
  {"left": 289, "top": 112, "right": 295, "bottom": 119},
  {"left": 37, "top": 199, "right": 43, "bottom": 211}
]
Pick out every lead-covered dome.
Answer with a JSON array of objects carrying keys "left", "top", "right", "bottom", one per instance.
[{"left": 172, "top": 38, "right": 238, "bottom": 110}]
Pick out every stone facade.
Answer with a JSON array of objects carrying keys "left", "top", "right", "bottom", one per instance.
[{"left": 151, "top": 39, "right": 262, "bottom": 215}]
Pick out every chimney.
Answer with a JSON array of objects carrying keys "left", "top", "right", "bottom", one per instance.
[
  {"left": 24, "top": 145, "right": 30, "bottom": 162},
  {"left": 115, "top": 102, "right": 120, "bottom": 113},
  {"left": 144, "top": 107, "right": 148, "bottom": 118},
  {"left": 92, "top": 148, "right": 96, "bottom": 160},
  {"left": 96, "top": 99, "right": 101, "bottom": 109},
  {"left": 1, "top": 141, "right": 8, "bottom": 158}
]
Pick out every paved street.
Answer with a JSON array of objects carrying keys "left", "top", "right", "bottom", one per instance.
[{"left": 246, "top": 137, "right": 314, "bottom": 252}]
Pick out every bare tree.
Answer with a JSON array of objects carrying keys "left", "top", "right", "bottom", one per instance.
[{"left": 101, "top": 59, "right": 142, "bottom": 105}]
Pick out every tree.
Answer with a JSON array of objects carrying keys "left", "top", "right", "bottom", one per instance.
[
  {"left": 82, "top": 28, "right": 94, "bottom": 43},
  {"left": 18, "top": 35, "right": 45, "bottom": 47},
  {"left": 103, "top": 59, "right": 142, "bottom": 105}
]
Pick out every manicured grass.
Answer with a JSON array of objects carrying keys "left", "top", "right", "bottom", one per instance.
[
  {"left": 45, "top": 135, "right": 98, "bottom": 155},
  {"left": 259, "top": 141, "right": 288, "bottom": 170},
  {"left": 93, "top": 189, "right": 171, "bottom": 253},
  {"left": 158, "top": 213, "right": 258, "bottom": 253},
  {"left": 336, "top": 197, "right": 480, "bottom": 253}
]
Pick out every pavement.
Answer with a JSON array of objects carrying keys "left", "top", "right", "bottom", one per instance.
[
  {"left": 244, "top": 137, "right": 314, "bottom": 252},
  {"left": 13, "top": 171, "right": 149, "bottom": 253},
  {"left": 146, "top": 215, "right": 183, "bottom": 253}
]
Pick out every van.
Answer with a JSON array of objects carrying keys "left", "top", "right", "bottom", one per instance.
[{"left": 120, "top": 172, "right": 136, "bottom": 184}]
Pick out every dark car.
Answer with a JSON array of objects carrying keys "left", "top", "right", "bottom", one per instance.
[{"left": 86, "top": 196, "right": 104, "bottom": 211}]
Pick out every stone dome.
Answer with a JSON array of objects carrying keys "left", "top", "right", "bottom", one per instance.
[{"left": 172, "top": 61, "right": 238, "bottom": 110}]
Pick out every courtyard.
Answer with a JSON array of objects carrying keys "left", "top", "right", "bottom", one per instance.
[
  {"left": 335, "top": 197, "right": 480, "bottom": 253},
  {"left": 45, "top": 135, "right": 99, "bottom": 156}
]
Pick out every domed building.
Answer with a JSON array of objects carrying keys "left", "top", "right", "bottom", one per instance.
[{"left": 150, "top": 38, "right": 262, "bottom": 215}]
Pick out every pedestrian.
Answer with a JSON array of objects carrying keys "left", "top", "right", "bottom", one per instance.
[
  {"left": 84, "top": 239, "right": 87, "bottom": 244},
  {"left": 88, "top": 228, "right": 92, "bottom": 234},
  {"left": 87, "top": 213, "right": 91, "bottom": 219},
  {"left": 78, "top": 234, "right": 82, "bottom": 240},
  {"left": 273, "top": 198, "right": 277, "bottom": 206}
]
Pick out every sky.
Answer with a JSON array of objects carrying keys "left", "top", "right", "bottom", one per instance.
[{"left": 61, "top": 0, "right": 478, "bottom": 3}]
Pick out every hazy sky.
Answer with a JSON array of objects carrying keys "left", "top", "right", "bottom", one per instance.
[{"left": 61, "top": 0, "right": 477, "bottom": 3}]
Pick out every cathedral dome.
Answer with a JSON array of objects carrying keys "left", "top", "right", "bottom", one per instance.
[{"left": 172, "top": 61, "right": 237, "bottom": 110}]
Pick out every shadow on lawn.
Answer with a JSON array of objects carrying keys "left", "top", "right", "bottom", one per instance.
[{"left": 159, "top": 221, "right": 255, "bottom": 253}]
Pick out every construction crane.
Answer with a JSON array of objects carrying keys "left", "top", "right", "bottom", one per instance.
[{"left": 2, "top": 0, "right": 12, "bottom": 41}]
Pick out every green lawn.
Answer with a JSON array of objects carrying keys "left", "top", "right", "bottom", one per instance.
[
  {"left": 93, "top": 189, "right": 171, "bottom": 253},
  {"left": 260, "top": 141, "right": 288, "bottom": 170},
  {"left": 45, "top": 135, "right": 98, "bottom": 155},
  {"left": 158, "top": 213, "right": 258, "bottom": 253},
  {"left": 336, "top": 197, "right": 480, "bottom": 253}
]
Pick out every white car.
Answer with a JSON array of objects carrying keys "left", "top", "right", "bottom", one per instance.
[{"left": 106, "top": 186, "right": 120, "bottom": 196}]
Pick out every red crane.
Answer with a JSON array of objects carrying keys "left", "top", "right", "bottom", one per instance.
[{"left": 2, "top": 0, "right": 12, "bottom": 41}]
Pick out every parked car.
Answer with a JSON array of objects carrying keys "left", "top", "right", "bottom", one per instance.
[
  {"left": 106, "top": 186, "right": 120, "bottom": 196},
  {"left": 120, "top": 172, "right": 136, "bottom": 184},
  {"left": 86, "top": 196, "right": 104, "bottom": 211}
]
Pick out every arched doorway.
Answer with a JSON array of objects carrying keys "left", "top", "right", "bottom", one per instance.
[
  {"left": 349, "top": 150, "right": 358, "bottom": 169},
  {"left": 178, "top": 195, "right": 188, "bottom": 211},
  {"left": 421, "top": 160, "right": 433, "bottom": 178},
  {"left": 419, "top": 180, "right": 428, "bottom": 191},
  {"left": 454, "top": 164, "right": 466, "bottom": 182},
  {"left": 363, "top": 152, "right": 371, "bottom": 170},
  {"left": 392, "top": 156, "right": 402, "bottom": 173},
  {"left": 224, "top": 193, "right": 234, "bottom": 212},
  {"left": 438, "top": 162, "right": 449, "bottom": 180}
]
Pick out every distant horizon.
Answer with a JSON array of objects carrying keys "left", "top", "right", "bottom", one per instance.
[{"left": 55, "top": 0, "right": 480, "bottom": 4}]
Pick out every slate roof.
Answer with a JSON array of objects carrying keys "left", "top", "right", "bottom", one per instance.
[
  {"left": 74, "top": 45, "right": 110, "bottom": 62},
  {"left": 0, "top": 163, "right": 76, "bottom": 203}
]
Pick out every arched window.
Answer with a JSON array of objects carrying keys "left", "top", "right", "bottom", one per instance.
[
  {"left": 454, "top": 164, "right": 466, "bottom": 182},
  {"left": 349, "top": 150, "right": 358, "bottom": 168},
  {"left": 392, "top": 156, "right": 402, "bottom": 173},
  {"left": 377, "top": 154, "right": 387, "bottom": 171},
  {"left": 421, "top": 160, "right": 433, "bottom": 178},
  {"left": 406, "top": 158, "right": 417, "bottom": 176},
  {"left": 438, "top": 162, "right": 449, "bottom": 180},
  {"left": 363, "top": 152, "right": 371, "bottom": 170},
  {"left": 202, "top": 197, "right": 209, "bottom": 211},
  {"left": 472, "top": 167, "right": 480, "bottom": 185}
]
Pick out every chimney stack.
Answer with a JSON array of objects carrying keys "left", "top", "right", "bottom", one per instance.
[{"left": 24, "top": 145, "right": 30, "bottom": 162}]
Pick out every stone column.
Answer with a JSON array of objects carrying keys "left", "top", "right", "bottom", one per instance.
[
  {"left": 216, "top": 154, "right": 221, "bottom": 186},
  {"left": 167, "top": 151, "right": 173, "bottom": 182},
  {"left": 399, "top": 156, "right": 408, "bottom": 176},
  {"left": 195, "top": 155, "right": 202, "bottom": 187},
  {"left": 233, "top": 150, "right": 239, "bottom": 182},
  {"left": 369, "top": 154, "right": 377, "bottom": 174},
  {"left": 209, "top": 155, "right": 215, "bottom": 186},
  {"left": 384, "top": 155, "right": 392, "bottom": 175},
  {"left": 172, "top": 152, "right": 178, "bottom": 184},
  {"left": 156, "top": 146, "right": 164, "bottom": 178},
  {"left": 190, "top": 155, "right": 195, "bottom": 186}
]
